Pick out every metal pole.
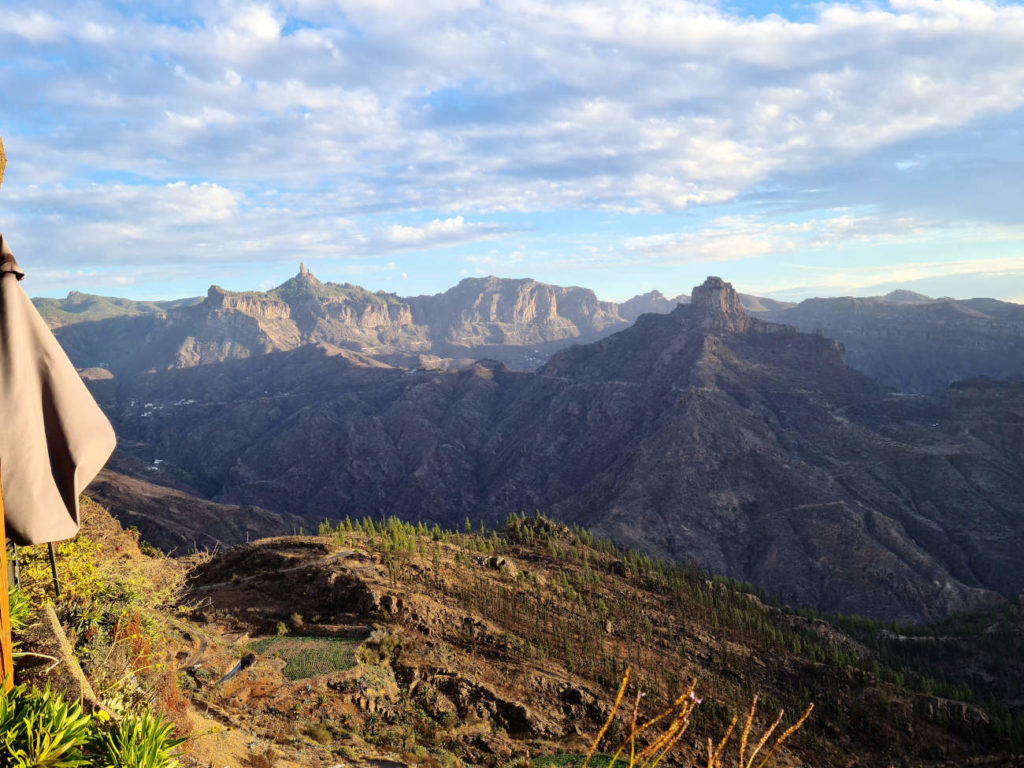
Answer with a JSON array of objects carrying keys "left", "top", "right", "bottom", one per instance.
[{"left": 47, "top": 542, "right": 61, "bottom": 598}]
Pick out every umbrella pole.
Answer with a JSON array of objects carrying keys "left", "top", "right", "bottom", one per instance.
[
  {"left": 47, "top": 542, "right": 61, "bottom": 598},
  {"left": 0, "top": 467, "right": 15, "bottom": 692}
]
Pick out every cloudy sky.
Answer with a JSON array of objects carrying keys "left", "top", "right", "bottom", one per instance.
[{"left": 1, "top": 0, "right": 1023, "bottom": 303}]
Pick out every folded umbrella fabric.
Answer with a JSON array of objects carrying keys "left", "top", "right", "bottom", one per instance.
[{"left": 0, "top": 233, "right": 116, "bottom": 544}]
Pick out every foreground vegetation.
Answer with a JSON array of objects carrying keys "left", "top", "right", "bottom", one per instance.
[
  {"left": 6, "top": 497, "right": 188, "bottom": 766},
  {"left": 7, "top": 497, "right": 1023, "bottom": 766},
  {"left": 0, "top": 681, "right": 183, "bottom": 768}
]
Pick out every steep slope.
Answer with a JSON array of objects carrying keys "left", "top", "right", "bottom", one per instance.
[
  {"left": 760, "top": 293, "right": 1024, "bottom": 392},
  {"left": 95, "top": 278, "right": 1024, "bottom": 621},
  {"left": 86, "top": 469, "right": 307, "bottom": 551},
  {"left": 408, "top": 275, "right": 626, "bottom": 346}
]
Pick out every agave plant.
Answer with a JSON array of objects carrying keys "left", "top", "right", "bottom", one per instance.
[
  {"left": 0, "top": 684, "right": 92, "bottom": 768},
  {"left": 8, "top": 586, "right": 34, "bottom": 661},
  {"left": 7, "top": 587, "right": 33, "bottom": 634},
  {"left": 87, "top": 709, "right": 186, "bottom": 768}
]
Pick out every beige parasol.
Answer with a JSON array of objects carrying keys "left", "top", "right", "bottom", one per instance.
[{"left": 0, "top": 136, "right": 118, "bottom": 689}]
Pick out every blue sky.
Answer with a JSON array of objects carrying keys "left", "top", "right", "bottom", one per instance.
[{"left": 1, "top": 0, "right": 1023, "bottom": 304}]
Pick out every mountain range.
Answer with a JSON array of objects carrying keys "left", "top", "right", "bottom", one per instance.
[
  {"left": 75, "top": 275, "right": 1024, "bottom": 623},
  {"left": 41, "top": 269, "right": 1024, "bottom": 393}
]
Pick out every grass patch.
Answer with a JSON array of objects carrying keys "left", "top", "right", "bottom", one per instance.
[{"left": 248, "top": 636, "right": 361, "bottom": 680}]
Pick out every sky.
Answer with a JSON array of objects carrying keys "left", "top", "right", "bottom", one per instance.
[{"left": 1, "top": 0, "right": 1023, "bottom": 304}]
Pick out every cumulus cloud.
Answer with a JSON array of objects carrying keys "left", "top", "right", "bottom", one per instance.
[{"left": 1, "top": 0, "right": 1023, "bottom": 296}]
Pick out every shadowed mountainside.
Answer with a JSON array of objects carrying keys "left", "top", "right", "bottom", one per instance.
[
  {"left": 91, "top": 278, "right": 1024, "bottom": 622},
  {"left": 85, "top": 469, "right": 306, "bottom": 551},
  {"left": 754, "top": 292, "right": 1024, "bottom": 392}
]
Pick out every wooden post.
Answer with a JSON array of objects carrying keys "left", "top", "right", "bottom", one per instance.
[{"left": 0, "top": 467, "right": 15, "bottom": 691}]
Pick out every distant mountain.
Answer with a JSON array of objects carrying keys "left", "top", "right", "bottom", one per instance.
[
  {"left": 408, "top": 275, "right": 624, "bottom": 350},
  {"left": 92, "top": 277, "right": 1024, "bottom": 622},
  {"left": 32, "top": 291, "right": 201, "bottom": 328},
  {"left": 737, "top": 293, "right": 797, "bottom": 314},
  {"left": 617, "top": 290, "right": 685, "bottom": 320},
  {"left": 45, "top": 273, "right": 1023, "bottom": 394},
  {"left": 879, "top": 289, "right": 936, "bottom": 305},
  {"left": 52, "top": 267, "right": 630, "bottom": 374},
  {"left": 758, "top": 293, "right": 1024, "bottom": 392}
]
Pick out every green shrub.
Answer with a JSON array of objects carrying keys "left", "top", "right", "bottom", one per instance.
[
  {"left": 8, "top": 587, "right": 33, "bottom": 633},
  {"left": 0, "top": 683, "right": 92, "bottom": 767},
  {"left": 88, "top": 709, "right": 186, "bottom": 768},
  {"left": 0, "top": 683, "right": 185, "bottom": 768}
]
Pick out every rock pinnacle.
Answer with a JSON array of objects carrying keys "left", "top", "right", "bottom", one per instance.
[{"left": 690, "top": 276, "right": 750, "bottom": 332}]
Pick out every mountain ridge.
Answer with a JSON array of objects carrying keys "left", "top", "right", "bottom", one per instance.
[
  {"left": 91, "top": 277, "right": 1024, "bottom": 622},
  {"left": 45, "top": 270, "right": 1024, "bottom": 393}
]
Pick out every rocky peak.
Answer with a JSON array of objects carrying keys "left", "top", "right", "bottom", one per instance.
[
  {"left": 689, "top": 276, "right": 750, "bottom": 332},
  {"left": 204, "top": 285, "right": 230, "bottom": 307},
  {"left": 271, "top": 265, "right": 326, "bottom": 300}
]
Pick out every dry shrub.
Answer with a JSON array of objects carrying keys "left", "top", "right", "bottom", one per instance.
[
  {"left": 584, "top": 668, "right": 813, "bottom": 768},
  {"left": 303, "top": 722, "right": 332, "bottom": 744},
  {"left": 244, "top": 746, "right": 280, "bottom": 768},
  {"left": 112, "top": 612, "right": 152, "bottom": 672},
  {"left": 153, "top": 667, "right": 192, "bottom": 736}
]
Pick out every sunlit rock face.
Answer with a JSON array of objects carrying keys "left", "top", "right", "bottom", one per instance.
[{"left": 689, "top": 276, "right": 751, "bottom": 333}]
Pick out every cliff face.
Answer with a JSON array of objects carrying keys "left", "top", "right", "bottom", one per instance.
[
  {"left": 407, "top": 276, "right": 625, "bottom": 347},
  {"left": 94, "top": 278, "right": 1024, "bottom": 622},
  {"left": 55, "top": 270, "right": 627, "bottom": 373}
]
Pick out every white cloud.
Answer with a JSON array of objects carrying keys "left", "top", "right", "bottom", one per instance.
[
  {"left": 621, "top": 212, "right": 916, "bottom": 264},
  {"left": 755, "top": 254, "right": 1024, "bottom": 298},
  {"left": 378, "top": 216, "right": 508, "bottom": 248},
  {"left": 4, "top": 0, "right": 1024, "bottom": 213},
  {"left": 6, "top": 11, "right": 64, "bottom": 43},
  {"left": 2, "top": 0, "right": 1024, "bottom": 295}
]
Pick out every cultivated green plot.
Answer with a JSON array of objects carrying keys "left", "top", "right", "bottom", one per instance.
[{"left": 249, "top": 636, "right": 362, "bottom": 681}]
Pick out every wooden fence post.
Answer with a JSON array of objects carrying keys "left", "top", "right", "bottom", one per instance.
[{"left": 0, "top": 466, "right": 15, "bottom": 691}]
